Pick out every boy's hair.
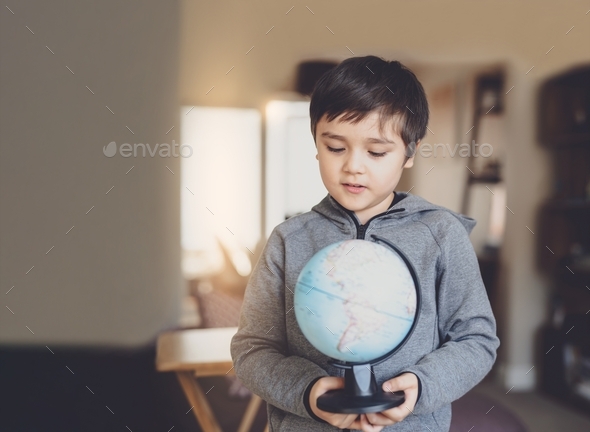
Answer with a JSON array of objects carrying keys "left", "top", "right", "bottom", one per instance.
[{"left": 309, "top": 55, "right": 429, "bottom": 160}]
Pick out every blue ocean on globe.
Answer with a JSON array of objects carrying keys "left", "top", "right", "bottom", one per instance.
[{"left": 294, "top": 239, "right": 417, "bottom": 364}]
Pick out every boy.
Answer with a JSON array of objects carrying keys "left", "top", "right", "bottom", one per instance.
[{"left": 231, "top": 56, "right": 499, "bottom": 431}]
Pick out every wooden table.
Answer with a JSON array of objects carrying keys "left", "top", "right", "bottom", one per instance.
[{"left": 156, "top": 326, "right": 267, "bottom": 432}]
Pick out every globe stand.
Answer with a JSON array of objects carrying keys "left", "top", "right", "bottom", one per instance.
[{"left": 317, "top": 362, "right": 405, "bottom": 414}]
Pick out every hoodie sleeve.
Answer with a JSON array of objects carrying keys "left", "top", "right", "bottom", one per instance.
[
  {"left": 230, "top": 227, "right": 329, "bottom": 419},
  {"left": 402, "top": 216, "right": 500, "bottom": 415}
]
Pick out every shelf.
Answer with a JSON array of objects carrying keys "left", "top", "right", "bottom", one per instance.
[
  {"left": 538, "top": 63, "right": 590, "bottom": 419},
  {"left": 468, "top": 174, "right": 502, "bottom": 184},
  {"left": 540, "top": 133, "right": 590, "bottom": 148},
  {"left": 542, "top": 199, "right": 590, "bottom": 211},
  {"left": 555, "top": 265, "right": 590, "bottom": 286}
]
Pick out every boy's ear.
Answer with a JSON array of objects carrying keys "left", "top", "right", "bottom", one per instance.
[
  {"left": 315, "top": 154, "right": 318, "bottom": 160},
  {"left": 403, "top": 141, "right": 421, "bottom": 168}
]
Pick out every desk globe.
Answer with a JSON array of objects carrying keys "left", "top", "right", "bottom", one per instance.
[{"left": 294, "top": 236, "right": 420, "bottom": 413}]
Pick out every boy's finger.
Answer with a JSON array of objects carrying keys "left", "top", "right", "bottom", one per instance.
[
  {"left": 365, "top": 411, "right": 394, "bottom": 426},
  {"left": 360, "top": 414, "right": 385, "bottom": 431},
  {"left": 380, "top": 395, "right": 420, "bottom": 423},
  {"left": 317, "top": 376, "right": 346, "bottom": 391},
  {"left": 341, "top": 413, "right": 361, "bottom": 429},
  {"left": 378, "top": 405, "right": 408, "bottom": 423},
  {"left": 347, "top": 417, "right": 363, "bottom": 430},
  {"left": 382, "top": 373, "right": 416, "bottom": 392}
]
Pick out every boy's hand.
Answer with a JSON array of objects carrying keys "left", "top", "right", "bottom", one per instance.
[
  {"left": 309, "top": 377, "right": 366, "bottom": 430},
  {"left": 364, "top": 373, "right": 419, "bottom": 427}
]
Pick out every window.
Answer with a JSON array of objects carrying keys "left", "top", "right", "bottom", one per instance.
[{"left": 180, "top": 107, "right": 261, "bottom": 280}]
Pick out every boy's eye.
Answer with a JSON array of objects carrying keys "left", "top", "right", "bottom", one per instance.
[{"left": 326, "top": 146, "right": 387, "bottom": 158}]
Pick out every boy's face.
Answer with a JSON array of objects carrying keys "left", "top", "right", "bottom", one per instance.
[{"left": 314, "top": 110, "right": 417, "bottom": 225}]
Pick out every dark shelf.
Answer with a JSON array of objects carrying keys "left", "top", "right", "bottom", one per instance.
[
  {"left": 554, "top": 265, "right": 590, "bottom": 290},
  {"left": 540, "top": 133, "right": 590, "bottom": 148},
  {"left": 537, "top": 65, "right": 590, "bottom": 147},
  {"left": 543, "top": 199, "right": 590, "bottom": 211},
  {"left": 537, "top": 64, "right": 590, "bottom": 415},
  {"left": 468, "top": 174, "right": 502, "bottom": 184}
]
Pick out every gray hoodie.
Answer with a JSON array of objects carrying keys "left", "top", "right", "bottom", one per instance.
[{"left": 231, "top": 191, "right": 499, "bottom": 431}]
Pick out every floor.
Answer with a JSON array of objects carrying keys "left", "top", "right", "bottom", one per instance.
[
  {"left": 0, "top": 344, "right": 266, "bottom": 432},
  {"left": 472, "top": 380, "right": 590, "bottom": 432},
  {"left": 1, "top": 343, "right": 589, "bottom": 432}
]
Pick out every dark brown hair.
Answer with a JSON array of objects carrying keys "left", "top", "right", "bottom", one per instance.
[{"left": 309, "top": 55, "right": 429, "bottom": 160}]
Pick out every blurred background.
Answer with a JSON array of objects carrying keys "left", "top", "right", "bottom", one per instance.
[{"left": 1, "top": 1, "right": 589, "bottom": 431}]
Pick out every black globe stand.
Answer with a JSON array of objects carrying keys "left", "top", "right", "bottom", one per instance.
[{"left": 317, "top": 362, "right": 405, "bottom": 414}]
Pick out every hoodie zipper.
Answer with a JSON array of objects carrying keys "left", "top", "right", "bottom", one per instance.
[
  {"left": 331, "top": 200, "right": 406, "bottom": 432},
  {"left": 342, "top": 207, "right": 406, "bottom": 240}
]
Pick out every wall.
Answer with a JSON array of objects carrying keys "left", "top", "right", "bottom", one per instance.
[
  {"left": 178, "top": 0, "right": 590, "bottom": 389},
  {"left": 0, "top": 0, "right": 183, "bottom": 347}
]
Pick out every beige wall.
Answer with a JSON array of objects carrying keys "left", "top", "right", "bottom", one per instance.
[
  {"left": 0, "top": 0, "right": 183, "bottom": 347},
  {"left": 179, "top": 0, "right": 590, "bottom": 389},
  {"left": 180, "top": 0, "right": 590, "bottom": 109}
]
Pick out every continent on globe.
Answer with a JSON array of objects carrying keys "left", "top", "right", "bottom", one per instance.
[{"left": 294, "top": 239, "right": 417, "bottom": 364}]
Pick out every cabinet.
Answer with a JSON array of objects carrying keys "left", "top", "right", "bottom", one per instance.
[{"left": 537, "top": 65, "right": 590, "bottom": 411}]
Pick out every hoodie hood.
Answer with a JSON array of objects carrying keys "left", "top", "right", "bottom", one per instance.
[{"left": 311, "top": 191, "right": 477, "bottom": 235}]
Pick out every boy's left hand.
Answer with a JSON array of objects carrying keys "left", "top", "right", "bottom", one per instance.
[{"left": 364, "top": 373, "right": 419, "bottom": 428}]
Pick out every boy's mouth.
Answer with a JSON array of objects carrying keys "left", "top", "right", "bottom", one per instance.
[{"left": 343, "top": 183, "right": 366, "bottom": 193}]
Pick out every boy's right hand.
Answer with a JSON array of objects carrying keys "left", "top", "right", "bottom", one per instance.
[{"left": 309, "top": 377, "right": 383, "bottom": 431}]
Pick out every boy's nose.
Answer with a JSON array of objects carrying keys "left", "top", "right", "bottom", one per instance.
[{"left": 343, "top": 150, "right": 365, "bottom": 173}]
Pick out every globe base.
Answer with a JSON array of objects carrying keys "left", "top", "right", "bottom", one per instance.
[{"left": 317, "top": 389, "right": 405, "bottom": 414}]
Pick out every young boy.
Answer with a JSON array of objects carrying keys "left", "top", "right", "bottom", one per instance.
[{"left": 231, "top": 56, "right": 499, "bottom": 431}]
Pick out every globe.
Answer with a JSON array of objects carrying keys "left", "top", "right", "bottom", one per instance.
[{"left": 294, "top": 238, "right": 418, "bottom": 364}]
